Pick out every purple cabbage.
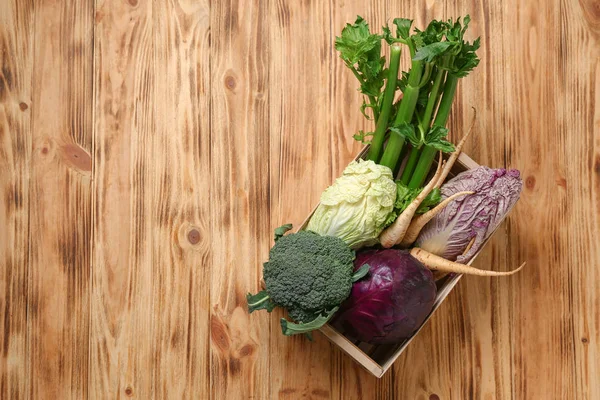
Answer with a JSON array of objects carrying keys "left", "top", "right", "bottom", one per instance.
[
  {"left": 415, "top": 166, "right": 523, "bottom": 263},
  {"left": 334, "top": 249, "right": 436, "bottom": 344}
]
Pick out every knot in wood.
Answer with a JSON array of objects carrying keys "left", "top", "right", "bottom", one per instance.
[
  {"left": 224, "top": 74, "right": 236, "bottom": 90},
  {"left": 187, "top": 228, "right": 201, "bottom": 245}
]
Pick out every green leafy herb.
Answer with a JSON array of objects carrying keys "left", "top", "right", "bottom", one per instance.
[
  {"left": 452, "top": 36, "right": 480, "bottom": 77},
  {"left": 441, "top": 15, "right": 481, "bottom": 77},
  {"left": 393, "top": 18, "right": 413, "bottom": 40},
  {"left": 353, "top": 130, "right": 374, "bottom": 144},
  {"left": 383, "top": 18, "right": 412, "bottom": 44},
  {"left": 384, "top": 183, "right": 442, "bottom": 227},
  {"left": 416, "top": 187, "right": 442, "bottom": 213},
  {"left": 397, "top": 70, "right": 410, "bottom": 92},
  {"left": 335, "top": 16, "right": 382, "bottom": 65},
  {"left": 411, "top": 21, "right": 447, "bottom": 56},
  {"left": 390, "top": 121, "right": 419, "bottom": 147},
  {"left": 413, "top": 41, "right": 454, "bottom": 62},
  {"left": 428, "top": 139, "right": 454, "bottom": 152},
  {"left": 395, "top": 182, "right": 418, "bottom": 212},
  {"left": 382, "top": 24, "right": 394, "bottom": 44},
  {"left": 444, "top": 15, "right": 470, "bottom": 43},
  {"left": 426, "top": 125, "right": 455, "bottom": 152},
  {"left": 360, "top": 99, "right": 376, "bottom": 120},
  {"left": 335, "top": 16, "right": 385, "bottom": 120}
]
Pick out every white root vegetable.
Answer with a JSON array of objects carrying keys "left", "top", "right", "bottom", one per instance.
[
  {"left": 379, "top": 153, "right": 444, "bottom": 248},
  {"left": 410, "top": 247, "right": 525, "bottom": 277},
  {"left": 432, "top": 237, "right": 476, "bottom": 281},
  {"left": 399, "top": 191, "right": 474, "bottom": 247},
  {"left": 434, "top": 107, "right": 477, "bottom": 190}
]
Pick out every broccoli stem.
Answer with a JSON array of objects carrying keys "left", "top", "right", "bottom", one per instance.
[
  {"left": 247, "top": 290, "right": 276, "bottom": 313},
  {"left": 367, "top": 45, "right": 402, "bottom": 162},
  {"left": 280, "top": 307, "right": 339, "bottom": 336}
]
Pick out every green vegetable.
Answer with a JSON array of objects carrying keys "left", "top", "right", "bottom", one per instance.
[
  {"left": 385, "top": 183, "right": 442, "bottom": 227},
  {"left": 408, "top": 16, "right": 480, "bottom": 188},
  {"left": 408, "top": 74, "right": 459, "bottom": 188},
  {"left": 281, "top": 307, "right": 339, "bottom": 337},
  {"left": 379, "top": 18, "right": 451, "bottom": 171},
  {"left": 273, "top": 223, "right": 293, "bottom": 241},
  {"left": 306, "top": 159, "right": 397, "bottom": 249},
  {"left": 367, "top": 45, "right": 402, "bottom": 162},
  {"left": 335, "top": 16, "right": 385, "bottom": 121},
  {"left": 247, "top": 291, "right": 276, "bottom": 313},
  {"left": 335, "top": 15, "right": 479, "bottom": 183},
  {"left": 352, "top": 264, "right": 370, "bottom": 282},
  {"left": 247, "top": 227, "right": 369, "bottom": 337}
]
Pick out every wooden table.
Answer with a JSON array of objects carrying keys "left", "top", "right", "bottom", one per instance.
[{"left": 1, "top": 0, "right": 598, "bottom": 398}]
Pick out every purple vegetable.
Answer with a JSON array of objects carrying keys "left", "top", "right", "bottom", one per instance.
[
  {"left": 415, "top": 166, "right": 522, "bottom": 263},
  {"left": 334, "top": 249, "right": 437, "bottom": 344}
]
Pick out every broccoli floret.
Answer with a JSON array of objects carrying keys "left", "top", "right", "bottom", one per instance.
[
  {"left": 264, "top": 231, "right": 354, "bottom": 312},
  {"left": 287, "top": 307, "right": 319, "bottom": 324},
  {"left": 268, "top": 230, "right": 355, "bottom": 266},
  {"left": 247, "top": 226, "right": 368, "bottom": 337}
]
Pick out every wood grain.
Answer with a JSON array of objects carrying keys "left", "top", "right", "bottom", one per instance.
[
  {"left": 90, "top": 0, "right": 155, "bottom": 397},
  {"left": 268, "top": 1, "right": 342, "bottom": 399},
  {"left": 27, "top": 0, "right": 94, "bottom": 398},
  {"left": 0, "top": 1, "right": 33, "bottom": 399},
  {"left": 569, "top": 1, "right": 600, "bottom": 397},
  {"left": 0, "top": 0, "right": 598, "bottom": 398},
  {"left": 499, "top": 1, "right": 577, "bottom": 398},
  {"left": 152, "top": 0, "right": 211, "bottom": 398},
  {"left": 209, "top": 0, "right": 271, "bottom": 399}
]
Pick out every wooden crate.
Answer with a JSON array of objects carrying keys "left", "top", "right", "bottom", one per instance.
[{"left": 296, "top": 147, "right": 517, "bottom": 378}]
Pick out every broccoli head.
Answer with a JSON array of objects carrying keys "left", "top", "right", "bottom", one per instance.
[
  {"left": 264, "top": 231, "right": 355, "bottom": 314},
  {"left": 247, "top": 225, "right": 369, "bottom": 337}
]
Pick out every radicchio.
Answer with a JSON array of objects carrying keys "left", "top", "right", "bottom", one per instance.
[{"left": 415, "top": 167, "right": 523, "bottom": 263}]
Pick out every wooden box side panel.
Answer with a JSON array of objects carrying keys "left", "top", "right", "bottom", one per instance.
[{"left": 319, "top": 325, "right": 384, "bottom": 377}]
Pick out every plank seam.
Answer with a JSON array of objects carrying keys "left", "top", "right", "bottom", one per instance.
[{"left": 87, "top": 0, "right": 97, "bottom": 398}]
